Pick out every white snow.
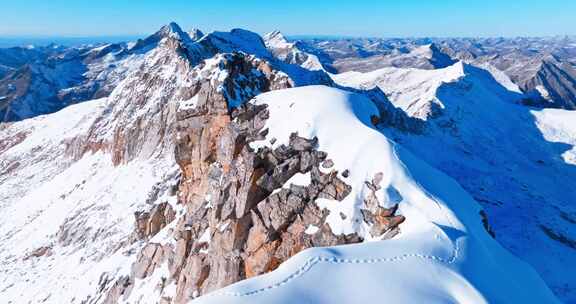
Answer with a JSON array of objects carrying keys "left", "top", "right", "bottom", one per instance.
[
  {"left": 332, "top": 62, "right": 467, "bottom": 119},
  {"left": 179, "top": 95, "right": 199, "bottom": 110},
  {"left": 304, "top": 225, "right": 320, "bottom": 235},
  {"left": 194, "top": 85, "right": 559, "bottom": 304},
  {"left": 332, "top": 61, "right": 522, "bottom": 120},
  {"left": 283, "top": 172, "right": 311, "bottom": 188},
  {"left": 333, "top": 61, "right": 576, "bottom": 300},
  {"left": 533, "top": 108, "right": 576, "bottom": 165}
]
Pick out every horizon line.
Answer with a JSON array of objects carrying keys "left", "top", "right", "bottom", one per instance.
[{"left": 1, "top": 32, "right": 575, "bottom": 40}]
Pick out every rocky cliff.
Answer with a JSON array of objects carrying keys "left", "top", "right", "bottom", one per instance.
[{"left": 99, "top": 32, "right": 405, "bottom": 302}]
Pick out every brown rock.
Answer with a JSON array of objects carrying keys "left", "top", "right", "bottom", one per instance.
[{"left": 106, "top": 52, "right": 405, "bottom": 303}]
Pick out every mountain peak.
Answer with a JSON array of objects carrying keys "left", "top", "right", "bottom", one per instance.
[
  {"left": 264, "top": 30, "right": 286, "bottom": 41},
  {"left": 411, "top": 43, "right": 442, "bottom": 56},
  {"left": 189, "top": 28, "right": 205, "bottom": 41},
  {"left": 264, "top": 30, "right": 290, "bottom": 47},
  {"left": 129, "top": 22, "right": 191, "bottom": 53},
  {"left": 157, "top": 22, "right": 188, "bottom": 40}
]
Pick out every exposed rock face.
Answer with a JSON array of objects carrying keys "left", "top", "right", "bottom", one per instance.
[
  {"left": 100, "top": 51, "right": 406, "bottom": 302},
  {"left": 23, "top": 245, "right": 53, "bottom": 260},
  {"left": 167, "top": 72, "right": 364, "bottom": 302},
  {"left": 40, "top": 24, "right": 409, "bottom": 303},
  {"left": 134, "top": 202, "right": 176, "bottom": 241},
  {"left": 519, "top": 59, "right": 576, "bottom": 109},
  {"left": 361, "top": 87, "right": 425, "bottom": 133}
]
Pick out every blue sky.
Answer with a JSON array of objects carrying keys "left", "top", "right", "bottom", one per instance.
[{"left": 1, "top": 0, "right": 575, "bottom": 37}]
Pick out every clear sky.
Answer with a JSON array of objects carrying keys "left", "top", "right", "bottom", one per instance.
[{"left": 1, "top": 0, "right": 575, "bottom": 38}]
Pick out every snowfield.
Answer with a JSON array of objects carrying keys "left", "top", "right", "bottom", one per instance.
[
  {"left": 332, "top": 62, "right": 576, "bottom": 301},
  {"left": 193, "top": 86, "right": 559, "bottom": 304}
]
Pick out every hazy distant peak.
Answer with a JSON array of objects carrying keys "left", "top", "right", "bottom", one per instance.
[
  {"left": 189, "top": 28, "right": 205, "bottom": 41},
  {"left": 157, "top": 22, "right": 189, "bottom": 41},
  {"left": 129, "top": 22, "right": 192, "bottom": 53},
  {"left": 264, "top": 30, "right": 290, "bottom": 48}
]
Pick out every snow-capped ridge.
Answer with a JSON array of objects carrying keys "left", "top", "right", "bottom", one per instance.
[
  {"left": 263, "top": 30, "right": 290, "bottom": 48},
  {"left": 194, "top": 85, "right": 559, "bottom": 304},
  {"left": 199, "top": 28, "right": 270, "bottom": 58},
  {"left": 263, "top": 30, "right": 327, "bottom": 72},
  {"left": 332, "top": 61, "right": 525, "bottom": 120},
  {"left": 129, "top": 22, "right": 192, "bottom": 54},
  {"left": 2, "top": 24, "right": 571, "bottom": 304}
]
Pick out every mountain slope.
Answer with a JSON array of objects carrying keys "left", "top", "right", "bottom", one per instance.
[
  {"left": 332, "top": 62, "right": 576, "bottom": 302},
  {"left": 192, "top": 85, "right": 558, "bottom": 304},
  {"left": 0, "top": 23, "right": 194, "bottom": 122},
  {"left": 0, "top": 24, "right": 336, "bottom": 303},
  {"left": 520, "top": 58, "right": 576, "bottom": 109}
]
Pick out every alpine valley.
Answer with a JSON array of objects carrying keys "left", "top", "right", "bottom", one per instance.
[{"left": 1, "top": 23, "right": 575, "bottom": 303}]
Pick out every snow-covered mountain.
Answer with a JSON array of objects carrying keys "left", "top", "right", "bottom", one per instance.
[
  {"left": 333, "top": 61, "right": 576, "bottom": 301},
  {"left": 0, "top": 44, "right": 63, "bottom": 78},
  {"left": 193, "top": 85, "right": 558, "bottom": 304},
  {"left": 0, "top": 23, "right": 196, "bottom": 122},
  {"left": 331, "top": 43, "right": 456, "bottom": 72},
  {"left": 263, "top": 31, "right": 325, "bottom": 71},
  {"left": 0, "top": 23, "right": 574, "bottom": 304},
  {"left": 298, "top": 36, "right": 576, "bottom": 110}
]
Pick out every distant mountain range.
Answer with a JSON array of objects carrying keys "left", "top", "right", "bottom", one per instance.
[
  {"left": 4, "top": 32, "right": 575, "bottom": 122},
  {"left": 0, "top": 36, "right": 144, "bottom": 48}
]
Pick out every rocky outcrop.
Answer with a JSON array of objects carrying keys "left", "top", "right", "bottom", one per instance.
[
  {"left": 100, "top": 55, "right": 407, "bottom": 302},
  {"left": 97, "top": 26, "right": 406, "bottom": 303},
  {"left": 168, "top": 95, "right": 364, "bottom": 301},
  {"left": 361, "top": 87, "right": 426, "bottom": 134},
  {"left": 133, "top": 202, "right": 176, "bottom": 241},
  {"left": 362, "top": 172, "right": 405, "bottom": 239}
]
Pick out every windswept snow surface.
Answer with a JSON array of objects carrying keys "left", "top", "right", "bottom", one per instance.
[
  {"left": 194, "top": 86, "right": 558, "bottom": 304},
  {"left": 332, "top": 62, "right": 576, "bottom": 301}
]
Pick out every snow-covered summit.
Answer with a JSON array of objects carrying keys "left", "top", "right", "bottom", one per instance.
[
  {"left": 192, "top": 85, "right": 559, "bottom": 304},
  {"left": 189, "top": 28, "right": 205, "bottom": 41},
  {"left": 263, "top": 30, "right": 290, "bottom": 49},
  {"left": 333, "top": 61, "right": 523, "bottom": 120},
  {"left": 130, "top": 22, "right": 192, "bottom": 53},
  {"left": 263, "top": 30, "right": 325, "bottom": 71},
  {"left": 335, "top": 58, "right": 576, "bottom": 301}
]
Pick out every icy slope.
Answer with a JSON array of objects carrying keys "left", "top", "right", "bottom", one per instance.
[
  {"left": 193, "top": 86, "right": 558, "bottom": 304},
  {"left": 333, "top": 63, "right": 576, "bottom": 301}
]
